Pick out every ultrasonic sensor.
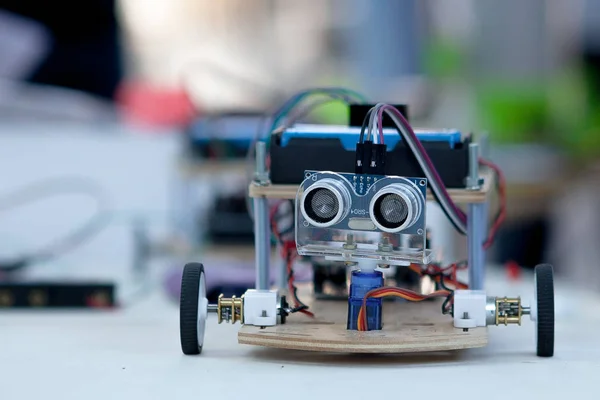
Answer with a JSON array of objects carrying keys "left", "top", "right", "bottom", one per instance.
[
  {"left": 369, "top": 183, "right": 422, "bottom": 233},
  {"left": 296, "top": 171, "right": 431, "bottom": 265},
  {"left": 300, "top": 179, "right": 350, "bottom": 227}
]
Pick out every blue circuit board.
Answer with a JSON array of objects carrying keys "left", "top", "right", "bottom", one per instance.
[
  {"left": 283, "top": 124, "right": 461, "bottom": 150},
  {"left": 306, "top": 170, "right": 426, "bottom": 198},
  {"left": 187, "top": 115, "right": 263, "bottom": 147}
]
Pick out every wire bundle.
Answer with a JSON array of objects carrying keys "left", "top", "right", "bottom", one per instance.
[
  {"left": 269, "top": 87, "right": 367, "bottom": 134},
  {"left": 356, "top": 287, "right": 451, "bottom": 331},
  {"left": 362, "top": 103, "right": 506, "bottom": 248},
  {"left": 367, "top": 104, "right": 467, "bottom": 233},
  {"left": 246, "top": 87, "right": 368, "bottom": 219},
  {"left": 270, "top": 200, "right": 314, "bottom": 317},
  {"left": 356, "top": 260, "right": 472, "bottom": 331},
  {"left": 408, "top": 261, "right": 468, "bottom": 291}
]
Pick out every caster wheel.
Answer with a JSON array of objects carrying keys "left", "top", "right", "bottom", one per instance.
[
  {"left": 533, "top": 264, "right": 554, "bottom": 357},
  {"left": 180, "top": 263, "right": 208, "bottom": 355}
]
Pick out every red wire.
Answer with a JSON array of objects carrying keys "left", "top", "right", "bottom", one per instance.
[
  {"left": 357, "top": 287, "right": 450, "bottom": 331},
  {"left": 479, "top": 158, "right": 507, "bottom": 250},
  {"left": 451, "top": 262, "right": 457, "bottom": 284},
  {"left": 409, "top": 262, "right": 468, "bottom": 290},
  {"left": 285, "top": 255, "right": 314, "bottom": 317},
  {"left": 271, "top": 201, "right": 314, "bottom": 318}
]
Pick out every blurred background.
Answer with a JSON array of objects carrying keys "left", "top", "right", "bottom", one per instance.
[{"left": 0, "top": 0, "right": 599, "bottom": 309}]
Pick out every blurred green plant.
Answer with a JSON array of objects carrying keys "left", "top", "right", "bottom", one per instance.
[
  {"left": 423, "top": 39, "right": 464, "bottom": 79},
  {"left": 308, "top": 76, "right": 360, "bottom": 124},
  {"left": 425, "top": 36, "right": 600, "bottom": 162},
  {"left": 474, "top": 82, "right": 548, "bottom": 144}
]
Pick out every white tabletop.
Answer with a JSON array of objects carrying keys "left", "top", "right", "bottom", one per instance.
[
  {"left": 2, "top": 275, "right": 599, "bottom": 400},
  {"left": 0, "top": 120, "right": 598, "bottom": 400}
]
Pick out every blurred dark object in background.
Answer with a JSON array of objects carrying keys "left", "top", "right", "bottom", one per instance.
[
  {"left": 206, "top": 194, "right": 254, "bottom": 245},
  {"left": 0, "top": 0, "right": 123, "bottom": 99},
  {"left": 495, "top": 219, "right": 548, "bottom": 269}
]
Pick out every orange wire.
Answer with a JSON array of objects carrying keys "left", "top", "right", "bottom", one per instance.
[
  {"left": 407, "top": 263, "right": 468, "bottom": 290},
  {"left": 286, "top": 255, "right": 314, "bottom": 318},
  {"left": 271, "top": 201, "right": 314, "bottom": 318},
  {"left": 356, "top": 287, "right": 450, "bottom": 331}
]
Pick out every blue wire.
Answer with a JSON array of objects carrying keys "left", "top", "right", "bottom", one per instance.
[{"left": 269, "top": 87, "right": 367, "bottom": 135}]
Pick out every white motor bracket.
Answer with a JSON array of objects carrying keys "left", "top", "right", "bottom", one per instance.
[
  {"left": 453, "top": 290, "right": 487, "bottom": 328},
  {"left": 243, "top": 289, "right": 278, "bottom": 326}
]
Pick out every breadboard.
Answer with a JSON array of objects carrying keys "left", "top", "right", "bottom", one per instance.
[{"left": 238, "top": 299, "right": 487, "bottom": 353}]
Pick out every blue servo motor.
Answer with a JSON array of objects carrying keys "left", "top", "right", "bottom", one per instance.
[{"left": 347, "top": 270, "right": 384, "bottom": 331}]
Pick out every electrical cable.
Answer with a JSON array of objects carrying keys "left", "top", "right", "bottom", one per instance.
[
  {"left": 367, "top": 102, "right": 386, "bottom": 144},
  {"left": 358, "top": 108, "right": 372, "bottom": 144},
  {"left": 357, "top": 287, "right": 451, "bottom": 331},
  {"left": 377, "top": 104, "right": 467, "bottom": 230},
  {"left": 0, "top": 176, "right": 110, "bottom": 272},
  {"left": 269, "top": 87, "right": 367, "bottom": 134},
  {"left": 479, "top": 157, "right": 506, "bottom": 249},
  {"left": 370, "top": 104, "right": 468, "bottom": 234},
  {"left": 269, "top": 200, "right": 314, "bottom": 317},
  {"left": 408, "top": 262, "right": 468, "bottom": 291},
  {"left": 280, "top": 97, "right": 349, "bottom": 132},
  {"left": 372, "top": 103, "right": 507, "bottom": 249},
  {"left": 407, "top": 260, "right": 468, "bottom": 315},
  {"left": 245, "top": 88, "right": 368, "bottom": 220}
]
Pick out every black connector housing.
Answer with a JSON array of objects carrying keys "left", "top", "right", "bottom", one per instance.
[
  {"left": 349, "top": 104, "right": 409, "bottom": 127},
  {"left": 355, "top": 141, "right": 387, "bottom": 175}
]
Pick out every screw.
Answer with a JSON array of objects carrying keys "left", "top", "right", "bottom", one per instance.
[
  {"left": 378, "top": 236, "right": 392, "bottom": 252},
  {"left": 343, "top": 234, "right": 357, "bottom": 250},
  {"left": 260, "top": 310, "right": 267, "bottom": 330}
]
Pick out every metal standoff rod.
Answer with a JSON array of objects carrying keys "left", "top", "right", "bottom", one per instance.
[
  {"left": 253, "top": 141, "right": 270, "bottom": 290},
  {"left": 466, "top": 142, "right": 482, "bottom": 190}
]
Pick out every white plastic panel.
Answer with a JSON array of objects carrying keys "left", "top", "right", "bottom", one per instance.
[
  {"left": 453, "top": 290, "right": 487, "bottom": 328},
  {"left": 243, "top": 289, "right": 278, "bottom": 326}
]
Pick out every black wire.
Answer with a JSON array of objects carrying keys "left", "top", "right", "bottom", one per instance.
[
  {"left": 271, "top": 200, "right": 312, "bottom": 313},
  {"left": 285, "top": 250, "right": 311, "bottom": 312},
  {"left": 358, "top": 107, "right": 373, "bottom": 144},
  {"left": 437, "top": 273, "right": 453, "bottom": 292},
  {"left": 383, "top": 115, "right": 466, "bottom": 234},
  {"left": 429, "top": 188, "right": 465, "bottom": 234},
  {"left": 417, "top": 268, "right": 457, "bottom": 315},
  {"left": 289, "top": 305, "right": 309, "bottom": 313},
  {"left": 358, "top": 105, "right": 463, "bottom": 236},
  {"left": 442, "top": 292, "right": 454, "bottom": 316},
  {"left": 436, "top": 274, "right": 454, "bottom": 315}
]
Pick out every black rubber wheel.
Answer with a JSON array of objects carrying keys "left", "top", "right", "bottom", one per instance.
[
  {"left": 535, "top": 264, "right": 555, "bottom": 357},
  {"left": 180, "top": 263, "right": 205, "bottom": 355}
]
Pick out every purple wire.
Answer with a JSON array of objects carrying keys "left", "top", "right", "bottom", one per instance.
[{"left": 377, "top": 104, "right": 468, "bottom": 224}]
